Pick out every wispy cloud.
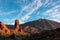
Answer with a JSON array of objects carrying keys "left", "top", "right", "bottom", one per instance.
[
  {"left": 20, "top": 0, "right": 42, "bottom": 21},
  {"left": 43, "top": 5, "right": 60, "bottom": 22},
  {"left": 0, "top": 10, "right": 18, "bottom": 16},
  {"left": 11, "top": 0, "right": 42, "bottom": 24},
  {"left": 44, "top": 0, "right": 60, "bottom": 7},
  {"left": 0, "top": 0, "right": 60, "bottom": 24}
]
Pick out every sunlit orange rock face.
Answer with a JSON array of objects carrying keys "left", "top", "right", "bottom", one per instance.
[
  {"left": 14, "top": 20, "right": 22, "bottom": 35},
  {"left": 0, "top": 22, "right": 11, "bottom": 35},
  {"left": 0, "top": 20, "right": 30, "bottom": 36},
  {"left": 14, "top": 20, "right": 20, "bottom": 33},
  {"left": 13, "top": 20, "right": 28, "bottom": 35}
]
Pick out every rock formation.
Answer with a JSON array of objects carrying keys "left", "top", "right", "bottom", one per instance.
[
  {"left": 14, "top": 20, "right": 22, "bottom": 35},
  {"left": 0, "top": 20, "right": 30, "bottom": 36},
  {"left": 13, "top": 20, "right": 28, "bottom": 35},
  {"left": 0, "top": 22, "right": 11, "bottom": 35}
]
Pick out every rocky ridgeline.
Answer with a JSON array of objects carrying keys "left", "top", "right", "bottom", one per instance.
[{"left": 0, "top": 20, "right": 29, "bottom": 36}]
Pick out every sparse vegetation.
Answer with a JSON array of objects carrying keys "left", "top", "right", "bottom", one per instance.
[{"left": 0, "top": 28, "right": 60, "bottom": 40}]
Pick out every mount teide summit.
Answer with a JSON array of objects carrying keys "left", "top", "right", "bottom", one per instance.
[{"left": 21, "top": 19, "right": 60, "bottom": 30}]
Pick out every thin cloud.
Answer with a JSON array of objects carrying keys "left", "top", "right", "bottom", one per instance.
[
  {"left": 43, "top": 5, "right": 60, "bottom": 22},
  {"left": 0, "top": 10, "right": 18, "bottom": 16},
  {"left": 20, "top": 0, "right": 42, "bottom": 21}
]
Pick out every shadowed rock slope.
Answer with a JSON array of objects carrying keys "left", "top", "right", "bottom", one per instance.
[{"left": 21, "top": 19, "right": 60, "bottom": 30}]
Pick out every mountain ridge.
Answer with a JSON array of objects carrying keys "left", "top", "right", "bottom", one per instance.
[{"left": 7, "top": 19, "right": 60, "bottom": 29}]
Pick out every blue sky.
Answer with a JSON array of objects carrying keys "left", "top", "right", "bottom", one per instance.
[{"left": 0, "top": 0, "right": 60, "bottom": 24}]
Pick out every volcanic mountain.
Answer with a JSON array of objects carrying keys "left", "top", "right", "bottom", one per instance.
[
  {"left": 21, "top": 19, "right": 59, "bottom": 28},
  {"left": 7, "top": 19, "right": 60, "bottom": 34}
]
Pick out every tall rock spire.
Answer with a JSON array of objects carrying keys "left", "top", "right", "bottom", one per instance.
[
  {"left": 14, "top": 20, "right": 22, "bottom": 35},
  {"left": 14, "top": 20, "right": 26, "bottom": 35},
  {"left": 15, "top": 20, "right": 20, "bottom": 29}
]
